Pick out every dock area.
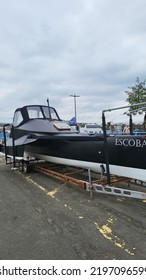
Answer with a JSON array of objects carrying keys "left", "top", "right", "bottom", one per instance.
[{"left": 0, "top": 154, "right": 146, "bottom": 260}]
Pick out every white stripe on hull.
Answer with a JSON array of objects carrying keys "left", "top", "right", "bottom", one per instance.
[{"left": 24, "top": 151, "right": 146, "bottom": 182}]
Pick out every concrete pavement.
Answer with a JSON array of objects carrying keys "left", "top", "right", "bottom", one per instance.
[{"left": 0, "top": 155, "right": 146, "bottom": 260}]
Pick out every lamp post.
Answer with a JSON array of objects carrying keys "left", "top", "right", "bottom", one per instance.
[{"left": 70, "top": 94, "right": 80, "bottom": 126}]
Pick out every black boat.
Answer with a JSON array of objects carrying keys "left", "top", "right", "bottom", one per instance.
[{"left": 4, "top": 104, "right": 146, "bottom": 182}]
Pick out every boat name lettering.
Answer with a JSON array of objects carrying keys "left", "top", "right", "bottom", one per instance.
[{"left": 115, "top": 138, "right": 146, "bottom": 147}]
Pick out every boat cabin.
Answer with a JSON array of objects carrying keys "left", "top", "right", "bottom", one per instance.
[{"left": 13, "top": 105, "right": 61, "bottom": 127}]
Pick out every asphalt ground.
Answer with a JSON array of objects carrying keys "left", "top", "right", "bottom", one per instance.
[{"left": 0, "top": 154, "right": 146, "bottom": 260}]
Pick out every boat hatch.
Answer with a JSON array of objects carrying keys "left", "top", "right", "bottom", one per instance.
[{"left": 53, "top": 122, "right": 71, "bottom": 130}]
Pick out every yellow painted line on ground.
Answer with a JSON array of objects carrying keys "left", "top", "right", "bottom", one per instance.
[
  {"left": 64, "top": 203, "right": 84, "bottom": 219},
  {"left": 47, "top": 189, "right": 59, "bottom": 199},
  {"left": 22, "top": 174, "right": 60, "bottom": 201},
  {"left": 94, "top": 219, "right": 135, "bottom": 256},
  {"left": 16, "top": 171, "right": 84, "bottom": 218},
  {"left": 24, "top": 174, "right": 84, "bottom": 218},
  {"left": 26, "top": 176, "right": 47, "bottom": 192},
  {"left": 107, "top": 217, "right": 114, "bottom": 223},
  {"left": 16, "top": 170, "right": 138, "bottom": 256}
]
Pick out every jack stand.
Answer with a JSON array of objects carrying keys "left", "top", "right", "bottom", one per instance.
[
  {"left": 100, "top": 164, "right": 106, "bottom": 179},
  {"left": 88, "top": 168, "right": 93, "bottom": 199}
]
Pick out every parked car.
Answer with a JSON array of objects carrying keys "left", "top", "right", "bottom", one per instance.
[{"left": 83, "top": 124, "right": 103, "bottom": 135}]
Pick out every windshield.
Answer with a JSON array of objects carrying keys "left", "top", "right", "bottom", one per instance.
[
  {"left": 27, "top": 106, "right": 44, "bottom": 119},
  {"left": 27, "top": 106, "right": 59, "bottom": 120}
]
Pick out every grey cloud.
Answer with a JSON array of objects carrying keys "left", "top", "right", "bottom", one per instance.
[{"left": 0, "top": 0, "right": 146, "bottom": 123}]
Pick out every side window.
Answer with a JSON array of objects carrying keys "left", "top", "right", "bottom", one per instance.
[
  {"left": 50, "top": 108, "right": 58, "bottom": 120},
  {"left": 42, "top": 106, "right": 59, "bottom": 120},
  {"left": 13, "top": 111, "right": 23, "bottom": 126},
  {"left": 43, "top": 107, "right": 49, "bottom": 118}
]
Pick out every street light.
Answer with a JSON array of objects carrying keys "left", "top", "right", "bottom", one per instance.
[{"left": 70, "top": 94, "right": 80, "bottom": 125}]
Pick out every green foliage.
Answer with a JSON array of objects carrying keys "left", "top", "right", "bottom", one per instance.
[{"left": 125, "top": 77, "right": 146, "bottom": 111}]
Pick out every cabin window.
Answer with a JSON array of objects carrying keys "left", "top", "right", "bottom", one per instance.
[
  {"left": 27, "top": 106, "right": 44, "bottom": 119},
  {"left": 42, "top": 106, "right": 59, "bottom": 120},
  {"left": 13, "top": 111, "right": 23, "bottom": 126}
]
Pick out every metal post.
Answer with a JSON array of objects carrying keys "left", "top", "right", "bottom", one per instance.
[
  {"left": 74, "top": 95, "right": 77, "bottom": 122},
  {"left": 88, "top": 168, "right": 93, "bottom": 198},
  {"left": 70, "top": 94, "right": 80, "bottom": 128},
  {"left": 3, "top": 124, "right": 9, "bottom": 164},
  {"left": 11, "top": 125, "right": 16, "bottom": 168},
  {"left": 129, "top": 114, "right": 133, "bottom": 135},
  {"left": 102, "top": 112, "right": 110, "bottom": 185}
]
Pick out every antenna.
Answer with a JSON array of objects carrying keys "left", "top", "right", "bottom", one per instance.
[{"left": 47, "top": 98, "right": 51, "bottom": 119}]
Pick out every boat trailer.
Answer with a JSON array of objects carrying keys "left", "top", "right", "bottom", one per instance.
[
  {"left": 32, "top": 162, "right": 146, "bottom": 200},
  {"left": 15, "top": 159, "right": 146, "bottom": 200},
  {"left": 2, "top": 152, "right": 146, "bottom": 200}
]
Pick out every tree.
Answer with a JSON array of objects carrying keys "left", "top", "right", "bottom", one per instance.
[{"left": 125, "top": 77, "right": 146, "bottom": 111}]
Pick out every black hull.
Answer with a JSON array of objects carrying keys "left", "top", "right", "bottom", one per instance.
[
  {"left": 23, "top": 136, "right": 146, "bottom": 169},
  {"left": 21, "top": 135, "right": 146, "bottom": 181},
  {"left": 6, "top": 134, "right": 146, "bottom": 168}
]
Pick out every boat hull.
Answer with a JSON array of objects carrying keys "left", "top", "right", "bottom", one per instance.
[{"left": 22, "top": 135, "right": 146, "bottom": 181}]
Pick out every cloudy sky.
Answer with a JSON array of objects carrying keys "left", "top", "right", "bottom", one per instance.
[{"left": 0, "top": 0, "right": 146, "bottom": 124}]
